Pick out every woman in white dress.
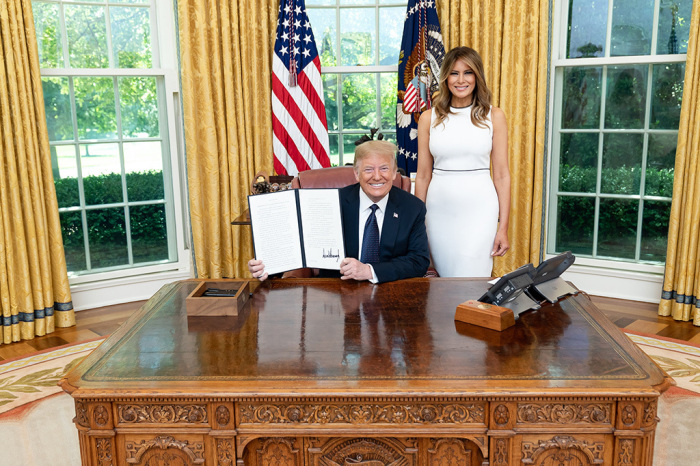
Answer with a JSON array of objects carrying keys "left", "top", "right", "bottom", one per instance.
[{"left": 414, "top": 47, "right": 511, "bottom": 277}]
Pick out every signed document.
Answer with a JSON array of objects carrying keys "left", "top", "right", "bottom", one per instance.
[{"left": 248, "top": 189, "right": 345, "bottom": 275}]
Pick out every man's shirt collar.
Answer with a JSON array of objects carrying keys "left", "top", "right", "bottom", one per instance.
[{"left": 359, "top": 188, "right": 390, "bottom": 213}]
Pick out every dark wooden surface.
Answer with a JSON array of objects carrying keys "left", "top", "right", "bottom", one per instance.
[
  {"left": 62, "top": 278, "right": 669, "bottom": 395},
  {"left": 230, "top": 208, "right": 251, "bottom": 225},
  {"left": 3, "top": 289, "right": 698, "bottom": 363}
]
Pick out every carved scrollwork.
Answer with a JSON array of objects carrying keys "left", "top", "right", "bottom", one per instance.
[
  {"left": 643, "top": 402, "right": 656, "bottom": 425},
  {"left": 492, "top": 438, "right": 509, "bottom": 466},
  {"left": 517, "top": 403, "right": 610, "bottom": 424},
  {"left": 618, "top": 439, "right": 634, "bottom": 465},
  {"left": 217, "top": 438, "right": 234, "bottom": 466},
  {"left": 620, "top": 405, "right": 637, "bottom": 426},
  {"left": 93, "top": 405, "right": 109, "bottom": 427},
  {"left": 96, "top": 438, "right": 113, "bottom": 466},
  {"left": 494, "top": 404, "right": 510, "bottom": 425},
  {"left": 522, "top": 435, "right": 604, "bottom": 464},
  {"left": 256, "top": 438, "right": 298, "bottom": 466},
  {"left": 125, "top": 435, "right": 205, "bottom": 464},
  {"left": 427, "top": 438, "right": 472, "bottom": 465},
  {"left": 75, "top": 400, "right": 89, "bottom": 428},
  {"left": 216, "top": 405, "right": 231, "bottom": 426},
  {"left": 118, "top": 404, "right": 207, "bottom": 424},
  {"left": 324, "top": 438, "right": 405, "bottom": 465},
  {"left": 239, "top": 402, "right": 485, "bottom": 425}
]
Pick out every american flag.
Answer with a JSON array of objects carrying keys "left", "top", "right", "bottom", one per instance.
[
  {"left": 396, "top": 0, "right": 444, "bottom": 175},
  {"left": 272, "top": 0, "right": 331, "bottom": 176}
]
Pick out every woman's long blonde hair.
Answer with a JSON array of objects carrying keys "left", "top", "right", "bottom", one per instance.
[{"left": 432, "top": 47, "right": 492, "bottom": 129}]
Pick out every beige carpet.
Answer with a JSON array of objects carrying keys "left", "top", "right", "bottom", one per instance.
[{"left": 1, "top": 333, "right": 698, "bottom": 465}]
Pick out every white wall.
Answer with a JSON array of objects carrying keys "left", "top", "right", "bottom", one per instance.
[{"left": 561, "top": 266, "right": 663, "bottom": 303}]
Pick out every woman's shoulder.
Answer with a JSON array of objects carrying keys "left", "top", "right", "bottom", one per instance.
[
  {"left": 489, "top": 105, "right": 505, "bottom": 118},
  {"left": 418, "top": 108, "right": 433, "bottom": 130},
  {"left": 489, "top": 106, "right": 507, "bottom": 125},
  {"left": 419, "top": 108, "right": 433, "bottom": 122}
]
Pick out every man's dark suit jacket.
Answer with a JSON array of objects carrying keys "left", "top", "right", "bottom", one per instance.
[{"left": 318, "top": 183, "right": 429, "bottom": 283}]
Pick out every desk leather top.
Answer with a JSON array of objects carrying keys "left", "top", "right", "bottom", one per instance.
[{"left": 63, "top": 279, "right": 670, "bottom": 397}]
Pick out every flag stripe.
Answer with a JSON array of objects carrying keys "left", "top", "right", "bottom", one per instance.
[
  {"left": 271, "top": 83, "right": 325, "bottom": 171},
  {"left": 272, "top": 57, "right": 329, "bottom": 148},
  {"left": 272, "top": 59, "right": 329, "bottom": 174},
  {"left": 296, "top": 58, "right": 328, "bottom": 130},
  {"left": 272, "top": 63, "right": 329, "bottom": 168},
  {"left": 272, "top": 112, "right": 312, "bottom": 175},
  {"left": 272, "top": 0, "right": 330, "bottom": 175}
]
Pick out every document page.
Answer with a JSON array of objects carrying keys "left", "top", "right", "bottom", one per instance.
[
  {"left": 248, "top": 190, "right": 304, "bottom": 275},
  {"left": 298, "top": 189, "right": 345, "bottom": 270}
]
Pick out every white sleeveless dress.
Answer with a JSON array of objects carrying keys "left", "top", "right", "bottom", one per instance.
[{"left": 425, "top": 106, "right": 499, "bottom": 277}]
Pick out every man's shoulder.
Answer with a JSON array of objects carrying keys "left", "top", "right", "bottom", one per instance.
[
  {"left": 338, "top": 183, "right": 360, "bottom": 200},
  {"left": 339, "top": 183, "right": 359, "bottom": 193}
]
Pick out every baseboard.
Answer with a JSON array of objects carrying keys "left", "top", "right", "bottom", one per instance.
[
  {"left": 561, "top": 265, "right": 663, "bottom": 304},
  {"left": 70, "top": 270, "right": 194, "bottom": 311}
]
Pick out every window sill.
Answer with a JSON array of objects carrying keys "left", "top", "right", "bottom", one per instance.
[{"left": 561, "top": 263, "right": 663, "bottom": 304}]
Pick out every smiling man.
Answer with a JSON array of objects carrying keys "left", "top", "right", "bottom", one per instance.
[{"left": 248, "top": 140, "right": 430, "bottom": 283}]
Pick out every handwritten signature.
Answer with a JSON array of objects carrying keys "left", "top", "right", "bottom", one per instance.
[{"left": 322, "top": 248, "right": 340, "bottom": 262}]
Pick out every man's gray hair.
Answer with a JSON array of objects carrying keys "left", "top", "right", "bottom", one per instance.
[{"left": 353, "top": 140, "right": 398, "bottom": 171}]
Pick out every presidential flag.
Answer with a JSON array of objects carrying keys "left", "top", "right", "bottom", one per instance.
[
  {"left": 272, "top": 0, "right": 331, "bottom": 176},
  {"left": 396, "top": 0, "right": 444, "bottom": 175}
]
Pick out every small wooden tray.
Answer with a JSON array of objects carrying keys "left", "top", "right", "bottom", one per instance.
[
  {"left": 455, "top": 299, "right": 515, "bottom": 331},
  {"left": 186, "top": 280, "right": 250, "bottom": 317}
]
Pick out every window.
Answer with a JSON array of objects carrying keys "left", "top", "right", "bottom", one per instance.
[
  {"left": 548, "top": 0, "right": 691, "bottom": 269},
  {"left": 306, "top": 0, "right": 407, "bottom": 166},
  {"left": 33, "top": 0, "right": 187, "bottom": 281}
]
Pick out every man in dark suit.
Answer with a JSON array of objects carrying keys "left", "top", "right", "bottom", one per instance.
[{"left": 248, "top": 140, "right": 429, "bottom": 283}]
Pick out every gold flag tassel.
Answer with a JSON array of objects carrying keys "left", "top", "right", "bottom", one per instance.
[{"left": 289, "top": 59, "right": 297, "bottom": 87}]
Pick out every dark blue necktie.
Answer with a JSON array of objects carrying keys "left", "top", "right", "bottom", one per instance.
[{"left": 360, "top": 204, "right": 380, "bottom": 263}]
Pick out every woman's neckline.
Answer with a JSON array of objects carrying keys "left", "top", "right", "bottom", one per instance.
[
  {"left": 450, "top": 98, "right": 473, "bottom": 109},
  {"left": 450, "top": 104, "right": 472, "bottom": 109}
]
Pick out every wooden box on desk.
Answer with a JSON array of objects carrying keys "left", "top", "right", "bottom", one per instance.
[
  {"left": 185, "top": 280, "right": 250, "bottom": 316},
  {"left": 455, "top": 299, "right": 515, "bottom": 331}
]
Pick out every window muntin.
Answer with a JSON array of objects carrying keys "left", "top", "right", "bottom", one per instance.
[
  {"left": 566, "top": 0, "right": 692, "bottom": 58},
  {"left": 33, "top": 0, "right": 178, "bottom": 277},
  {"left": 549, "top": 0, "right": 689, "bottom": 267},
  {"left": 307, "top": 0, "right": 406, "bottom": 166}
]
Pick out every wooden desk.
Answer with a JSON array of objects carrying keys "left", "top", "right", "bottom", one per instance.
[
  {"left": 61, "top": 278, "right": 671, "bottom": 466},
  {"left": 231, "top": 209, "right": 251, "bottom": 226}
]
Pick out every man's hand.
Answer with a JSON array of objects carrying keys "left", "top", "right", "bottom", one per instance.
[
  {"left": 248, "top": 259, "right": 269, "bottom": 281},
  {"left": 339, "top": 258, "right": 373, "bottom": 281}
]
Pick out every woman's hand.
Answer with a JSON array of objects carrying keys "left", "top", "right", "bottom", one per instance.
[{"left": 491, "top": 230, "right": 510, "bottom": 256}]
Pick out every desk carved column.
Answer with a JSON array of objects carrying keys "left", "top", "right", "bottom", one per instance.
[
  {"left": 72, "top": 400, "right": 117, "bottom": 465},
  {"left": 489, "top": 401, "right": 516, "bottom": 466},
  {"left": 613, "top": 398, "right": 659, "bottom": 466}
]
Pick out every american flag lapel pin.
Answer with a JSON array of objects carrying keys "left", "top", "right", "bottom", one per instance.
[{"left": 393, "top": 212, "right": 399, "bottom": 218}]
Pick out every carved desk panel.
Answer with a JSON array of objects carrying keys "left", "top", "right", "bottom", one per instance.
[{"left": 61, "top": 279, "right": 671, "bottom": 465}]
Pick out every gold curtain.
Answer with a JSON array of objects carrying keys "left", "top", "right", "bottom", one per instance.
[
  {"left": 437, "top": 0, "right": 550, "bottom": 277},
  {"left": 177, "top": 0, "right": 277, "bottom": 279},
  {"left": 659, "top": 4, "right": 700, "bottom": 325},
  {"left": 0, "top": 0, "right": 74, "bottom": 344}
]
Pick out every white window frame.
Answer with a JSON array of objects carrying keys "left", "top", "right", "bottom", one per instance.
[
  {"left": 36, "top": 0, "right": 191, "bottom": 309},
  {"left": 545, "top": 0, "right": 687, "bottom": 302}
]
